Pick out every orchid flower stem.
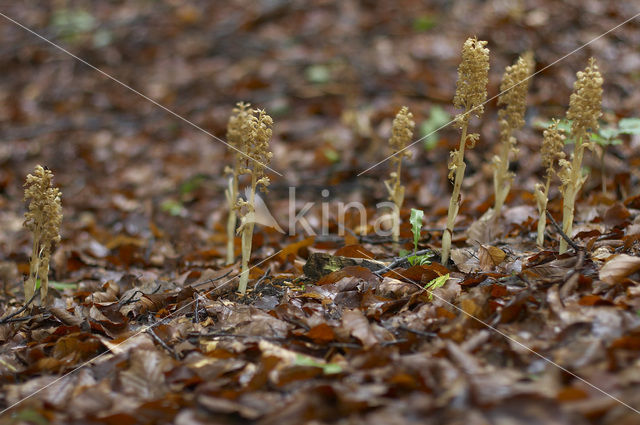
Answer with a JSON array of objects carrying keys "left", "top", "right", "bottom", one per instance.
[{"left": 441, "top": 111, "right": 469, "bottom": 265}]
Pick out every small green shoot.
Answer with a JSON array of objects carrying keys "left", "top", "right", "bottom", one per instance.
[
  {"left": 323, "top": 147, "right": 340, "bottom": 163},
  {"left": 161, "top": 199, "right": 185, "bottom": 216},
  {"left": 294, "top": 354, "right": 342, "bottom": 374},
  {"left": 419, "top": 106, "right": 451, "bottom": 151},
  {"left": 423, "top": 273, "right": 449, "bottom": 300},
  {"left": 407, "top": 209, "right": 432, "bottom": 266},
  {"left": 410, "top": 208, "right": 423, "bottom": 251}
]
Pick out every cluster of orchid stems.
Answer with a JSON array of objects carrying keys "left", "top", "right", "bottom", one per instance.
[
  {"left": 556, "top": 58, "right": 603, "bottom": 253},
  {"left": 23, "top": 165, "right": 62, "bottom": 306},
  {"left": 534, "top": 120, "right": 566, "bottom": 246},
  {"left": 384, "top": 106, "right": 414, "bottom": 243},
  {"left": 224, "top": 102, "right": 274, "bottom": 294},
  {"left": 441, "top": 37, "right": 490, "bottom": 265}
]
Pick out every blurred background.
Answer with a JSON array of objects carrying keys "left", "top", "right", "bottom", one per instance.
[{"left": 1, "top": 0, "right": 639, "bottom": 276}]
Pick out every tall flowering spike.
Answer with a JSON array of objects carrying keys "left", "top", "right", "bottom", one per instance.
[
  {"left": 558, "top": 58, "right": 603, "bottom": 254},
  {"left": 442, "top": 38, "right": 490, "bottom": 265},
  {"left": 492, "top": 52, "right": 535, "bottom": 217},
  {"left": 567, "top": 57, "right": 603, "bottom": 138},
  {"left": 453, "top": 37, "right": 490, "bottom": 126},
  {"left": 497, "top": 52, "right": 534, "bottom": 144},
  {"left": 23, "top": 165, "right": 62, "bottom": 305},
  {"left": 385, "top": 106, "right": 415, "bottom": 243}
]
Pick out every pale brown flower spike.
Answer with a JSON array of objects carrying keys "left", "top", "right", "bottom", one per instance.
[
  {"left": 492, "top": 52, "right": 534, "bottom": 216},
  {"left": 534, "top": 119, "right": 566, "bottom": 246},
  {"left": 442, "top": 37, "right": 490, "bottom": 265},
  {"left": 224, "top": 102, "right": 252, "bottom": 265},
  {"left": 384, "top": 106, "right": 414, "bottom": 243},
  {"left": 23, "top": 165, "right": 62, "bottom": 305},
  {"left": 236, "top": 107, "right": 274, "bottom": 294},
  {"left": 558, "top": 58, "right": 603, "bottom": 254}
]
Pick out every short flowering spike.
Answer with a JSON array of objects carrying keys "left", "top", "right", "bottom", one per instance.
[
  {"left": 559, "top": 58, "right": 603, "bottom": 254},
  {"left": 235, "top": 107, "right": 274, "bottom": 294},
  {"left": 384, "top": 106, "right": 415, "bottom": 243},
  {"left": 442, "top": 37, "right": 490, "bottom": 265},
  {"left": 224, "top": 102, "right": 253, "bottom": 265},
  {"left": 534, "top": 120, "right": 566, "bottom": 246},
  {"left": 23, "top": 165, "right": 62, "bottom": 305}
]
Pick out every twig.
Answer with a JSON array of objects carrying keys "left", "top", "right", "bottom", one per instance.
[
  {"left": 146, "top": 327, "right": 179, "bottom": 359},
  {"left": 192, "top": 332, "right": 286, "bottom": 342},
  {"left": 0, "top": 289, "right": 40, "bottom": 324},
  {"left": 118, "top": 283, "right": 162, "bottom": 307},
  {"left": 191, "top": 270, "right": 233, "bottom": 288},
  {"left": 253, "top": 268, "right": 272, "bottom": 292},
  {"left": 397, "top": 325, "right": 437, "bottom": 339},
  {"left": 546, "top": 210, "right": 583, "bottom": 252}
]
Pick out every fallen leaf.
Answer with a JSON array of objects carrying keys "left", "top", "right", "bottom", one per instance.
[{"left": 599, "top": 254, "right": 640, "bottom": 284}]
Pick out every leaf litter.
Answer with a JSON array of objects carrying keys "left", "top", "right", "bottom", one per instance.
[{"left": 1, "top": 1, "right": 640, "bottom": 424}]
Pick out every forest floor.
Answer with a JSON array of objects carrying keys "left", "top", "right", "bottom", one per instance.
[{"left": 1, "top": 1, "right": 640, "bottom": 424}]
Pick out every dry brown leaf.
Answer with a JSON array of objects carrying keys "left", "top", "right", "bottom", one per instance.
[
  {"left": 341, "top": 308, "right": 379, "bottom": 348},
  {"left": 599, "top": 254, "right": 640, "bottom": 284},
  {"left": 478, "top": 245, "right": 506, "bottom": 271}
]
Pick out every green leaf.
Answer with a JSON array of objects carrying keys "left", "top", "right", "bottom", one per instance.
[
  {"left": 323, "top": 148, "right": 340, "bottom": 163},
  {"left": 412, "top": 14, "right": 437, "bottom": 32},
  {"left": 598, "top": 127, "right": 620, "bottom": 140},
  {"left": 50, "top": 281, "right": 78, "bottom": 290},
  {"left": 420, "top": 106, "right": 451, "bottom": 151},
  {"left": 294, "top": 354, "right": 342, "bottom": 374},
  {"left": 423, "top": 273, "right": 449, "bottom": 300},
  {"left": 161, "top": 199, "right": 184, "bottom": 216},
  {"left": 409, "top": 209, "right": 424, "bottom": 252},
  {"left": 179, "top": 175, "right": 206, "bottom": 195},
  {"left": 51, "top": 8, "right": 95, "bottom": 41},
  {"left": 618, "top": 118, "right": 640, "bottom": 135},
  {"left": 408, "top": 252, "right": 433, "bottom": 266},
  {"left": 305, "top": 65, "right": 331, "bottom": 84},
  {"left": 13, "top": 408, "right": 49, "bottom": 425}
]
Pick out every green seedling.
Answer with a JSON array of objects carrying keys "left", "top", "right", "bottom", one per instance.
[
  {"left": 404, "top": 208, "right": 433, "bottom": 266},
  {"left": 424, "top": 273, "right": 449, "bottom": 300}
]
